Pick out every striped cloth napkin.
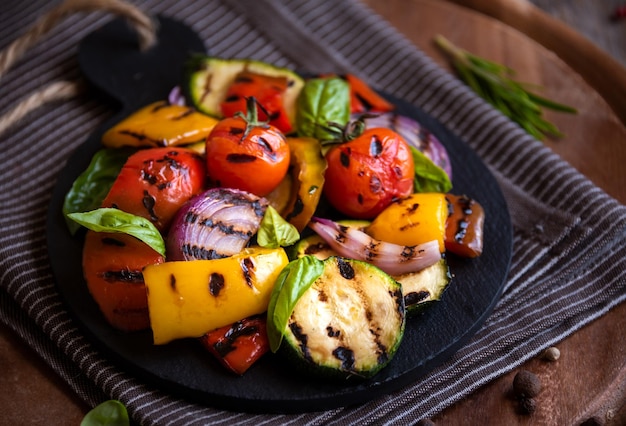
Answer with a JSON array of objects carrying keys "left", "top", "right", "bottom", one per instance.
[{"left": 1, "top": 0, "right": 625, "bottom": 424}]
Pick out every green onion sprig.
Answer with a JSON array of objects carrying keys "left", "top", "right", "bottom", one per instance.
[{"left": 434, "top": 35, "right": 577, "bottom": 140}]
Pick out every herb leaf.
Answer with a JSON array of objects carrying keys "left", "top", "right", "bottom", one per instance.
[
  {"left": 63, "top": 148, "right": 135, "bottom": 235},
  {"left": 296, "top": 77, "right": 351, "bottom": 141},
  {"left": 257, "top": 206, "right": 300, "bottom": 248},
  {"left": 434, "top": 35, "right": 577, "bottom": 140},
  {"left": 67, "top": 208, "right": 165, "bottom": 256},
  {"left": 80, "top": 400, "right": 129, "bottom": 426},
  {"left": 410, "top": 146, "right": 453, "bottom": 193},
  {"left": 266, "top": 256, "right": 324, "bottom": 352}
]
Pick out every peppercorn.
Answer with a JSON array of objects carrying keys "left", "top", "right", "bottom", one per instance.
[
  {"left": 513, "top": 370, "right": 542, "bottom": 398},
  {"left": 542, "top": 347, "right": 560, "bottom": 362},
  {"left": 518, "top": 397, "right": 537, "bottom": 415},
  {"left": 580, "top": 416, "right": 603, "bottom": 426}
]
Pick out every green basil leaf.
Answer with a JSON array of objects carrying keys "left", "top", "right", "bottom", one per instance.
[
  {"left": 257, "top": 206, "right": 300, "bottom": 248},
  {"left": 410, "top": 146, "right": 453, "bottom": 193},
  {"left": 296, "top": 77, "right": 350, "bottom": 141},
  {"left": 80, "top": 400, "right": 129, "bottom": 426},
  {"left": 266, "top": 256, "right": 324, "bottom": 352},
  {"left": 67, "top": 208, "right": 165, "bottom": 256},
  {"left": 63, "top": 148, "right": 135, "bottom": 235}
]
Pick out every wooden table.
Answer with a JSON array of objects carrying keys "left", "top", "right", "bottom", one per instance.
[{"left": 2, "top": 0, "right": 625, "bottom": 424}]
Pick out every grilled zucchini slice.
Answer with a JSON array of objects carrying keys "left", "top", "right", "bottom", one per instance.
[
  {"left": 274, "top": 256, "right": 405, "bottom": 379},
  {"left": 184, "top": 56, "right": 304, "bottom": 126},
  {"left": 292, "top": 233, "right": 451, "bottom": 314}
]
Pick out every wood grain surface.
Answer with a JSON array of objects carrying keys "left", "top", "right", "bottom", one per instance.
[
  {"left": 1, "top": 0, "right": 625, "bottom": 424},
  {"left": 361, "top": 1, "right": 626, "bottom": 425}
]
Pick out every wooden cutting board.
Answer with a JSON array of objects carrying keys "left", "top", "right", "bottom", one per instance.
[{"left": 1, "top": 0, "right": 625, "bottom": 424}]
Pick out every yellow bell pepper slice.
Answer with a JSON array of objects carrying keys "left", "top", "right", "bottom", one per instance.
[
  {"left": 144, "top": 247, "right": 288, "bottom": 345},
  {"left": 102, "top": 101, "right": 218, "bottom": 148},
  {"left": 281, "top": 137, "right": 327, "bottom": 232},
  {"left": 366, "top": 192, "right": 447, "bottom": 252}
]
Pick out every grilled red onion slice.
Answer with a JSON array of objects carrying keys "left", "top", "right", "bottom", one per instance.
[
  {"left": 166, "top": 188, "right": 268, "bottom": 261},
  {"left": 356, "top": 112, "right": 452, "bottom": 179},
  {"left": 308, "top": 217, "right": 441, "bottom": 275},
  {"left": 168, "top": 85, "right": 186, "bottom": 106}
]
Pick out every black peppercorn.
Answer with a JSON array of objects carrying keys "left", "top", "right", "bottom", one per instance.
[
  {"left": 580, "top": 417, "right": 603, "bottom": 426},
  {"left": 513, "top": 370, "right": 541, "bottom": 398},
  {"left": 518, "top": 397, "right": 537, "bottom": 415}
]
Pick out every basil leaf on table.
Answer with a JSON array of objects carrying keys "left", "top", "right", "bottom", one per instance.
[
  {"left": 296, "top": 77, "right": 351, "bottom": 141},
  {"left": 80, "top": 400, "right": 129, "bottom": 426},
  {"left": 67, "top": 208, "right": 165, "bottom": 256},
  {"left": 410, "top": 146, "right": 453, "bottom": 193},
  {"left": 63, "top": 147, "right": 135, "bottom": 235},
  {"left": 266, "top": 256, "right": 324, "bottom": 352},
  {"left": 257, "top": 206, "right": 300, "bottom": 248}
]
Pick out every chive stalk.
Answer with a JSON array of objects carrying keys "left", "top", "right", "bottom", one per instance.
[{"left": 434, "top": 35, "right": 577, "bottom": 140}]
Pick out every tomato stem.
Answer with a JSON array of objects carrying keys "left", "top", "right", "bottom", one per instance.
[
  {"left": 234, "top": 96, "right": 270, "bottom": 140},
  {"left": 321, "top": 113, "right": 378, "bottom": 146}
]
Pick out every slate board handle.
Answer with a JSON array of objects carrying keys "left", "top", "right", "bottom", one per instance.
[{"left": 78, "top": 15, "right": 206, "bottom": 111}]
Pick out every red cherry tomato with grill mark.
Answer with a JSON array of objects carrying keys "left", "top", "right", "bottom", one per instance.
[
  {"left": 323, "top": 127, "right": 414, "bottom": 219},
  {"left": 101, "top": 147, "right": 206, "bottom": 232},
  {"left": 206, "top": 97, "right": 290, "bottom": 197}
]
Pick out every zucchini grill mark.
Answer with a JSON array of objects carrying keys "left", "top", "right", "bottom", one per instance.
[{"left": 286, "top": 257, "right": 405, "bottom": 378}]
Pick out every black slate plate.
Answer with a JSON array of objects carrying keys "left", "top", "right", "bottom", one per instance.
[{"left": 46, "top": 16, "right": 512, "bottom": 413}]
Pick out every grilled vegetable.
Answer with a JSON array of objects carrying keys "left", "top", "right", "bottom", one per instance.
[
  {"left": 392, "top": 259, "right": 451, "bottom": 314},
  {"left": 198, "top": 314, "right": 270, "bottom": 376},
  {"left": 264, "top": 172, "right": 293, "bottom": 213},
  {"left": 445, "top": 194, "right": 485, "bottom": 258},
  {"left": 101, "top": 147, "right": 206, "bottom": 232},
  {"left": 166, "top": 188, "right": 268, "bottom": 261},
  {"left": 185, "top": 56, "right": 304, "bottom": 132},
  {"left": 144, "top": 247, "right": 288, "bottom": 345},
  {"left": 205, "top": 97, "right": 291, "bottom": 197},
  {"left": 82, "top": 230, "right": 164, "bottom": 331},
  {"left": 323, "top": 118, "right": 415, "bottom": 219},
  {"left": 268, "top": 256, "right": 405, "bottom": 379},
  {"left": 101, "top": 101, "right": 218, "bottom": 148},
  {"left": 359, "top": 113, "right": 452, "bottom": 180},
  {"left": 344, "top": 74, "right": 395, "bottom": 113},
  {"left": 292, "top": 232, "right": 450, "bottom": 314},
  {"left": 308, "top": 217, "right": 441, "bottom": 276},
  {"left": 366, "top": 192, "right": 448, "bottom": 253},
  {"left": 280, "top": 136, "right": 327, "bottom": 232},
  {"left": 220, "top": 70, "right": 293, "bottom": 133}
]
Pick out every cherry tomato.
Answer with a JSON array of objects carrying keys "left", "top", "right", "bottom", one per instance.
[
  {"left": 323, "top": 127, "right": 414, "bottom": 219},
  {"left": 220, "top": 71, "right": 292, "bottom": 134},
  {"left": 206, "top": 97, "right": 290, "bottom": 197},
  {"left": 101, "top": 147, "right": 206, "bottom": 232}
]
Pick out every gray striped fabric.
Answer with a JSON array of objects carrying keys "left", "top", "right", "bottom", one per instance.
[{"left": 1, "top": 0, "right": 625, "bottom": 424}]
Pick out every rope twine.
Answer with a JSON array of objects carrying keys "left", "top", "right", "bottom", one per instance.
[{"left": 0, "top": 0, "right": 157, "bottom": 136}]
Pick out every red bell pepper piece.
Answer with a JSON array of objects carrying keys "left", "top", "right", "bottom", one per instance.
[
  {"left": 444, "top": 194, "right": 485, "bottom": 258},
  {"left": 198, "top": 314, "right": 270, "bottom": 375},
  {"left": 220, "top": 70, "right": 292, "bottom": 134},
  {"left": 345, "top": 74, "right": 395, "bottom": 113}
]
